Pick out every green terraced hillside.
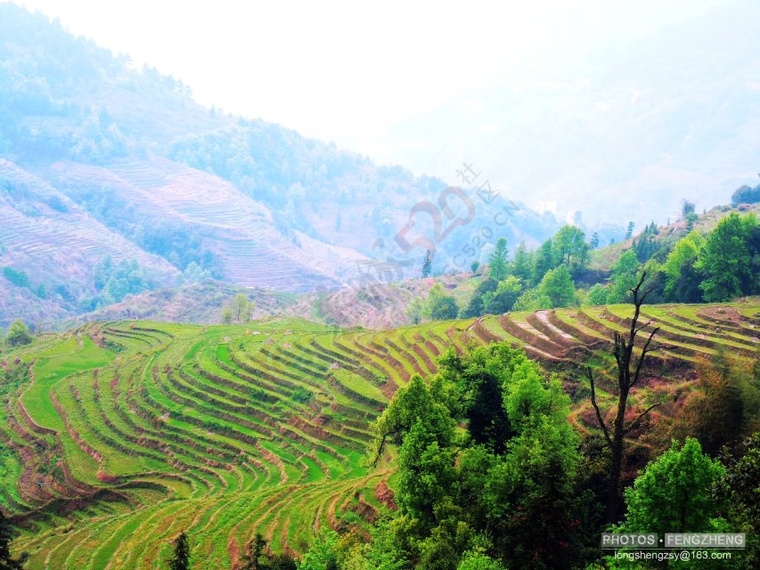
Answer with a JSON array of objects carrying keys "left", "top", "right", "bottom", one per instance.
[{"left": 1, "top": 302, "right": 759, "bottom": 569}]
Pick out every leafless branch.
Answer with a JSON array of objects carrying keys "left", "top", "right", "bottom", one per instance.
[
  {"left": 587, "top": 366, "right": 612, "bottom": 448},
  {"left": 632, "top": 327, "right": 660, "bottom": 388},
  {"left": 371, "top": 430, "right": 399, "bottom": 467},
  {"left": 623, "top": 402, "right": 661, "bottom": 436},
  {"left": 634, "top": 319, "right": 654, "bottom": 337}
]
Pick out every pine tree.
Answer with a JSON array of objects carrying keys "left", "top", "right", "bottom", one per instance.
[
  {"left": 624, "top": 221, "right": 634, "bottom": 240},
  {"left": 488, "top": 238, "right": 508, "bottom": 281},
  {"left": 421, "top": 250, "right": 433, "bottom": 278},
  {"left": 241, "top": 533, "right": 267, "bottom": 570},
  {"left": 169, "top": 531, "right": 190, "bottom": 570},
  {"left": 5, "top": 320, "right": 31, "bottom": 347}
]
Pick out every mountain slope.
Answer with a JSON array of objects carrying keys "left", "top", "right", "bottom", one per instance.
[
  {"left": 0, "top": 159, "right": 181, "bottom": 322},
  {"left": 0, "top": 3, "right": 560, "bottom": 326},
  {"left": 3, "top": 302, "right": 759, "bottom": 567}
]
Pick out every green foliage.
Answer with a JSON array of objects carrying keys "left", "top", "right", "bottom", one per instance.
[
  {"left": 241, "top": 533, "right": 267, "bottom": 570},
  {"left": 439, "top": 344, "right": 517, "bottom": 455},
  {"left": 291, "top": 387, "right": 312, "bottom": 403},
  {"left": 182, "top": 261, "right": 211, "bottom": 284},
  {"left": 2, "top": 267, "right": 29, "bottom": 289},
  {"left": 333, "top": 512, "right": 406, "bottom": 570},
  {"left": 456, "top": 550, "right": 506, "bottom": 570},
  {"left": 624, "top": 221, "right": 634, "bottom": 240},
  {"left": 730, "top": 183, "right": 760, "bottom": 206},
  {"left": 233, "top": 294, "right": 253, "bottom": 323},
  {"left": 94, "top": 256, "right": 152, "bottom": 306},
  {"left": 398, "top": 420, "right": 458, "bottom": 528},
  {"left": 0, "top": 508, "right": 26, "bottom": 570},
  {"left": 585, "top": 283, "right": 610, "bottom": 306},
  {"left": 133, "top": 221, "right": 221, "bottom": 277},
  {"left": 266, "top": 554, "right": 298, "bottom": 570},
  {"left": 482, "top": 276, "right": 523, "bottom": 315},
  {"left": 607, "top": 250, "right": 640, "bottom": 303},
  {"left": 5, "top": 320, "right": 32, "bottom": 347},
  {"left": 619, "top": 438, "right": 726, "bottom": 534},
  {"left": 0, "top": 358, "right": 29, "bottom": 395},
  {"left": 531, "top": 238, "right": 555, "bottom": 285},
  {"left": 242, "top": 533, "right": 297, "bottom": 570},
  {"left": 697, "top": 213, "right": 759, "bottom": 301},
  {"left": 510, "top": 241, "right": 533, "bottom": 283},
  {"left": 369, "top": 343, "right": 581, "bottom": 569},
  {"left": 552, "top": 225, "right": 589, "bottom": 273},
  {"left": 460, "top": 279, "right": 498, "bottom": 319},
  {"left": 297, "top": 531, "right": 340, "bottom": 570},
  {"left": 372, "top": 375, "right": 455, "bottom": 459},
  {"left": 219, "top": 293, "right": 253, "bottom": 324},
  {"left": 169, "top": 531, "right": 190, "bottom": 570},
  {"left": 540, "top": 265, "right": 576, "bottom": 308},
  {"left": 662, "top": 230, "right": 704, "bottom": 302},
  {"left": 406, "top": 297, "right": 425, "bottom": 324},
  {"left": 487, "top": 238, "right": 508, "bottom": 282},
  {"left": 631, "top": 221, "right": 662, "bottom": 263},
  {"left": 685, "top": 211, "right": 699, "bottom": 230},
  {"left": 421, "top": 250, "right": 433, "bottom": 278},
  {"left": 718, "top": 433, "right": 760, "bottom": 566},
  {"left": 424, "top": 284, "right": 458, "bottom": 321},
  {"left": 675, "top": 351, "right": 760, "bottom": 455},
  {"left": 430, "top": 296, "right": 458, "bottom": 320},
  {"left": 512, "top": 286, "right": 552, "bottom": 312}
]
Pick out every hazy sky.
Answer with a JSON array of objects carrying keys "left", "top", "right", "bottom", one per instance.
[{"left": 5, "top": 0, "right": 737, "bottom": 185}]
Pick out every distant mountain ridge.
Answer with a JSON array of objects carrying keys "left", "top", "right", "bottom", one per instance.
[{"left": 0, "top": 3, "right": 561, "bottom": 327}]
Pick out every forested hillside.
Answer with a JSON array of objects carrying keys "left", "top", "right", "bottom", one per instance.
[{"left": 0, "top": 4, "right": 560, "bottom": 328}]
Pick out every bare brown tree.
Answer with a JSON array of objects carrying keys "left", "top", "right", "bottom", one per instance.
[{"left": 587, "top": 271, "right": 663, "bottom": 523}]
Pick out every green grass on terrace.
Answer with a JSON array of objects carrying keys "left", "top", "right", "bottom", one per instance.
[
  {"left": 6, "top": 304, "right": 760, "bottom": 568},
  {"left": 331, "top": 368, "right": 386, "bottom": 403},
  {"left": 22, "top": 335, "right": 114, "bottom": 432}
]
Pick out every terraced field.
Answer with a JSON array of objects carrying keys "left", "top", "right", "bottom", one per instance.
[
  {"left": 2, "top": 302, "right": 759, "bottom": 569},
  {"left": 41, "top": 158, "right": 351, "bottom": 292}
]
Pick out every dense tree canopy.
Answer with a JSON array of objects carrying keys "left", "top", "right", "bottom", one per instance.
[
  {"left": 619, "top": 438, "right": 726, "bottom": 535},
  {"left": 424, "top": 284, "right": 459, "bottom": 321},
  {"left": 369, "top": 343, "right": 581, "bottom": 569},
  {"left": 662, "top": 230, "right": 705, "bottom": 302},
  {"left": 731, "top": 183, "right": 760, "bottom": 206},
  {"left": 482, "top": 276, "right": 523, "bottom": 315},
  {"left": 719, "top": 433, "right": 760, "bottom": 566},
  {"left": 697, "top": 213, "right": 759, "bottom": 301},
  {"left": 5, "top": 320, "right": 31, "bottom": 347},
  {"left": 0, "top": 508, "right": 26, "bottom": 570},
  {"left": 540, "top": 264, "right": 576, "bottom": 308},
  {"left": 552, "top": 225, "right": 589, "bottom": 274},
  {"left": 607, "top": 249, "right": 640, "bottom": 303}
]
